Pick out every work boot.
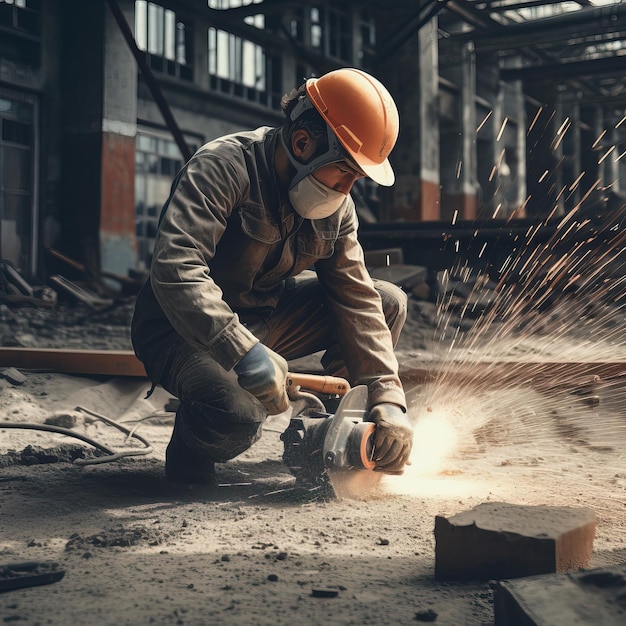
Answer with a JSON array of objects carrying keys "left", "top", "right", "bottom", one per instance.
[
  {"left": 165, "top": 409, "right": 218, "bottom": 487},
  {"left": 165, "top": 436, "right": 218, "bottom": 486}
]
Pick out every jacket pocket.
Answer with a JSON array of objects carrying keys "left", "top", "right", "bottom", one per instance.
[
  {"left": 297, "top": 228, "right": 337, "bottom": 260},
  {"left": 238, "top": 204, "right": 281, "bottom": 244}
]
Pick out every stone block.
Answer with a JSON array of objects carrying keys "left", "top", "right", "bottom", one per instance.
[
  {"left": 494, "top": 562, "right": 626, "bottom": 625},
  {"left": 434, "top": 502, "right": 596, "bottom": 581}
]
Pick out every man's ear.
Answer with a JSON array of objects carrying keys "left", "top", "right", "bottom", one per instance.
[{"left": 291, "top": 129, "right": 317, "bottom": 161}]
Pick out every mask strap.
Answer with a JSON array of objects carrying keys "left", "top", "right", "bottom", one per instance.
[
  {"left": 289, "top": 94, "right": 316, "bottom": 122},
  {"left": 283, "top": 93, "right": 363, "bottom": 189},
  {"left": 281, "top": 128, "right": 348, "bottom": 189}
]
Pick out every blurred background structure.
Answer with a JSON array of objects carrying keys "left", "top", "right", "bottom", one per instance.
[{"left": 0, "top": 0, "right": 624, "bottom": 283}]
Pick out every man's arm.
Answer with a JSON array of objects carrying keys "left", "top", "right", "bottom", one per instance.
[
  {"left": 315, "top": 203, "right": 413, "bottom": 473},
  {"left": 150, "top": 151, "right": 259, "bottom": 370},
  {"left": 149, "top": 149, "right": 289, "bottom": 413},
  {"left": 315, "top": 202, "right": 406, "bottom": 410}
]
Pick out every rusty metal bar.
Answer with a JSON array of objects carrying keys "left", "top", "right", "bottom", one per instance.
[{"left": 0, "top": 348, "right": 146, "bottom": 377}]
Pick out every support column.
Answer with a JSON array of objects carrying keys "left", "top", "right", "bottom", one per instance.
[
  {"left": 100, "top": 0, "right": 137, "bottom": 279},
  {"left": 605, "top": 119, "right": 621, "bottom": 194},
  {"left": 506, "top": 56, "right": 528, "bottom": 218},
  {"left": 560, "top": 93, "right": 582, "bottom": 211},
  {"left": 579, "top": 103, "right": 603, "bottom": 207},
  {"left": 374, "top": 3, "right": 440, "bottom": 221},
  {"left": 59, "top": 0, "right": 137, "bottom": 283},
  {"left": 440, "top": 42, "right": 478, "bottom": 221},
  {"left": 524, "top": 82, "right": 561, "bottom": 218},
  {"left": 59, "top": 0, "right": 106, "bottom": 279}
]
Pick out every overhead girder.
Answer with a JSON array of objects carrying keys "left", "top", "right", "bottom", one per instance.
[
  {"left": 447, "top": 3, "right": 626, "bottom": 51},
  {"left": 500, "top": 54, "right": 626, "bottom": 82}
]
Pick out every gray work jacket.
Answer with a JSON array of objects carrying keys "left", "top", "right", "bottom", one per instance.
[{"left": 131, "top": 127, "right": 405, "bottom": 410}]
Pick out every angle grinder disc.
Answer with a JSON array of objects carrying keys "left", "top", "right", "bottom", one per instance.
[{"left": 346, "top": 421, "right": 376, "bottom": 470}]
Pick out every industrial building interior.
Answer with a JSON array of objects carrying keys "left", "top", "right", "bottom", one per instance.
[{"left": 1, "top": 1, "right": 626, "bottom": 624}]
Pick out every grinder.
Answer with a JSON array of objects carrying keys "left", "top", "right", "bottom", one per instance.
[{"left": 281, "top": 380, "right": 376, "bottom": 492}]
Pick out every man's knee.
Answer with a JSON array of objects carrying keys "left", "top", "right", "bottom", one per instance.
[{"left": 175, "top": 400, "right": 264, "bottom": 462}]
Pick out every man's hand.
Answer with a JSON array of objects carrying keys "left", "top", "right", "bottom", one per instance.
[
  {"left": 366, "top": 403, "right": 413, "bottom": 474},
  {"left": 234, "top": 343, "right": 289, "bottom": 415}
]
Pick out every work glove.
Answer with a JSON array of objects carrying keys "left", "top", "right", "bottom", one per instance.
[
  {"left": 366, "top": 403, "right": 413, "bottom": 474},
  {"left": 234, "top": 343, "right": 289, "bottom": 415}
]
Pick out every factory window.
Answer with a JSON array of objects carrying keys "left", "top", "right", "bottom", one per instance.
[
  {"left": 208, "top": 27, "right": 266, "bottom": 103},
  {"left": 207, "top": 0, "right": 282, "bottom": 108},
  {"left": 359, "top": 10, "right": 375, "bottom": 62},
  {"left": 0, "top": 0, "right": 41, "bottom": 67},
  {"left": 310, "top": 7, "right": 323, "bottom": 48},
  {"left": 134, "top": 131, "right": 200, "bottom": 269},
  {"left": 135, "top": 0, "right": 193, "bottom": 81},
  {"left": 0, "top": 0, "right": 40, "bottom": 36},
  {"left": 0, "top": 90, "right": 36, "bottom": 275},
  {"left": 309, "top": 4, "right": 352, "bottom": 62}
]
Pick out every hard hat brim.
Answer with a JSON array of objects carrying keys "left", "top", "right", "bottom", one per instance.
[{"left": 359, "top": 158, "right": 395, "bottom": 187}]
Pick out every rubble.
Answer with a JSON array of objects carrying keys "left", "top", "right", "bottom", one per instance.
[{"left": 1, "top": 367, "right": 26, "bottom": 385}]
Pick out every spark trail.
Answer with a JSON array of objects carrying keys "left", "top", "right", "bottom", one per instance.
[{"left": 396, "top": 178, "right": 626, "bottom": 507}]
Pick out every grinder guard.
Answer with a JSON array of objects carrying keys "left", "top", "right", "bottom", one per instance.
[{"left": 280, "top": 385, "right": 375, "bottom": 493}]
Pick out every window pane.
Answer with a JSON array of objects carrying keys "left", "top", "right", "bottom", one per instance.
[
  {"left": 242, "top": 40, "right": 255, "bottom": 87},
  {"left": 3, "top": 145, "right": 30, "bottom": 189},
  {"left": 164, "top": 9, "right": 175, "bottom": 60},
  {"left": 2, "top": 119, "right": 31, "bottom": 146},
  {"left": 216, "top": 30, "right": 230, "bottom": 79},
  {"left": 148, "top": 3, "right": 163, "bottom": 55},
  {"left": 176, "top": 22, "right": 187, "bottom": 65},
  {"left": 135, "top": 0, "right": 147, "bottom": 50}
]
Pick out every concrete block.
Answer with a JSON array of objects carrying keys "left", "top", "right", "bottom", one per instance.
[
  {"left": 434, "top": 502, "right": 596, "bottom": 581},
  {"left": 494, "top": 562, "right": 626, "bottom": 625}
]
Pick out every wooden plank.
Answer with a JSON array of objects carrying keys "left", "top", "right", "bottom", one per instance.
[
  {"left": 0, "top": 348, "right": 146, "bottom": 377},
  {"left": 2, "top": 347, "right": 626, "bottom": 385}
]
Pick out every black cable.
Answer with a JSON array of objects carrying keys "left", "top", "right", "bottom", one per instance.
[{"left": 2, "top": 406, "right": 154, "bottom": 466}]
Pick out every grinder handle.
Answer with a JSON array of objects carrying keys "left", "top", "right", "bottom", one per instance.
[{"left": 286, "top": 373, "right": 351, "bottom": 396}]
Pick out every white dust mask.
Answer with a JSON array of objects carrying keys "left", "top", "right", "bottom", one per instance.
[{"left": 288, "top": 174, "right": 348, "bottom": 220}]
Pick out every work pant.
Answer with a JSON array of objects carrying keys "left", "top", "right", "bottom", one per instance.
[{"left": 145, "top": 271, "right": 407, "bottom": 462}]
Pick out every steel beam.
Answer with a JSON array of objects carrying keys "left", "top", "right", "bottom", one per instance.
[
  {"left": 500, "top": 54, "right": 626, "bottom": 81},
  {"left": 448, "top": 4, "right": 626, "bottom": 50}
]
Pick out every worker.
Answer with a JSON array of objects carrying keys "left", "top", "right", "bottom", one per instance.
[{"left": 131, "top": 67, "right": 413, "bottom": 486}]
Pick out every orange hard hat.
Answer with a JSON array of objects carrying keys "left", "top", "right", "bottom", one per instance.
[{"left": 305, "top": 68, "right": 399, "bottom": 186}]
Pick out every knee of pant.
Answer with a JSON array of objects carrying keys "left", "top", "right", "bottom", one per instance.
[
  {"left": 175, "top": 401, "right": 264, "bottom": 462},
  {"left": 183, "top": 384, "right": 266, "bottom": 425},
  {"left": 207, "top": 420, "right": 264, "bottom": 462},
  {"left": 374, "top": 279, "right": 408, "bottom": 326}
]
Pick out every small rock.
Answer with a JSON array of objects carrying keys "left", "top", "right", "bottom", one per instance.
[
  {"left": 267, "top": 574, "right": 278, "bottom": 582},
  {"left": 1, "top": 367, "right": 26, "bottom": 385},
  {"left": 311, "top": 588, "right": 339, "bottom": 598},
  {"left": 377, "top": 537, "right": 390, "bottom": 546},
  {"left": 44, "top": 411, "right": 81, "bottom": 428},
  {"left": 414, "top": 608, "right": 437, "bottom": 622}
]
